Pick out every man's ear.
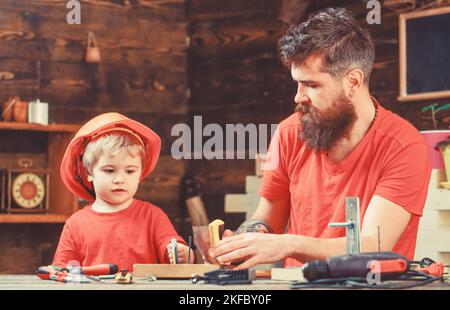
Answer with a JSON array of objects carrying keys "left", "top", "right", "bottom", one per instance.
[{"left": 346, "top": 68, "right": 364, "bottom": 97}]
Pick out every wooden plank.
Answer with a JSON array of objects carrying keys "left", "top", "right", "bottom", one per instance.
[
  {"left": 0, "top": 1, "right": 186, "bottom": 50},
  {"left": 425, "top": 189, "right": 450, "bottom": 210},
  {"left": 189, "top": 17, "right": 287, "bottom": 60},
  {"left": 187, "top": 0, "right": 279, "bottom": 22},
  {"left": 428, "top": 169, "right": 447, "bottom": 189},
  {"left": 419, "top": 210, "right": 450, "bottom": 231},
  {"left": 0, "top": 122, "right": 80, "bottom": 133},
  {"left": 133, "top": 264, "right": 220, "bottom": 278},
  {"left": 271, "top": 268, "right": 305, "bottom": 282},
  {"left": 0, "top": 214, "right": 68, "bottom": 223},
  {"left": 224, "top": 193, "right": 260, "bottom": 216},
  {"left": 416, "top": 231, "right": 450, "bottom": 252},
  {"left": 245, "top": 176, "right": 262, "bottom": 193}
]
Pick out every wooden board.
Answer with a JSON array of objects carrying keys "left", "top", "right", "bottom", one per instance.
[
  {"left": 271, "top": 268, "right": 305, "bottom": 282},
  {"left": 133, "top": 264, "right": 220, "bottom": 278}
]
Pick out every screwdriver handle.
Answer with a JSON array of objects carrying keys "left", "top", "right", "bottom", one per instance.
[{"left": 81, "top": 263, "right": 118, "bottom": 275}]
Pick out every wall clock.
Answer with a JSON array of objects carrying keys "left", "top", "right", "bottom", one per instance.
[
  {"left": 6, "top": 169, "right": 49, "bottom": 213},
  {"left": 12, "top": 172, "right": 45, "bottom": 209}
]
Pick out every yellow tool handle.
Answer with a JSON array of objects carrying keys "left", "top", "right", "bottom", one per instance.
[{"left": 208, "top": 219, "right": 224, "bottom": 247}]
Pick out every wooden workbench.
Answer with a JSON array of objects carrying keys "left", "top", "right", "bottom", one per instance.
[{"left": 0, "top": 275, "right": 449, "bottom": 290}]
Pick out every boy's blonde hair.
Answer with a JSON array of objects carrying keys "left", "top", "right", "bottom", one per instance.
[{"left": 82, "top": 133, "right": 146, "bottom": 175}]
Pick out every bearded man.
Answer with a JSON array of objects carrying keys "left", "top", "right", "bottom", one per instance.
[{"left": 208, "top": 7, "right": 431, "bottom": 268}]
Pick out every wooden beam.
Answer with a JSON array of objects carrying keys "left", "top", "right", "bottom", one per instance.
[{"left": 133, "top": 264, "right": 220, "bottom": 278}]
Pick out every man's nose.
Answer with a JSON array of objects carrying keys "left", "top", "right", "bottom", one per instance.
[{"left": 294, "top": 85, "right": 309, "bottom": 105}]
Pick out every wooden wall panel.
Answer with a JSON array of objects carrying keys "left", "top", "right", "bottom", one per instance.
[
  {"left": 0, "top": 0, "right": 188, "bottom": 273},
  {"left": 186, "top": 0, "right": 291, "bottom": 229}
]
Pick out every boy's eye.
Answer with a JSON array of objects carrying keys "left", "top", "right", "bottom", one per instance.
[
  {"left": 126, "top": 170, "right": 136, "bottom": 174},
  {"left": 103, "top": 169, "right": 114, "bottom": 173}
]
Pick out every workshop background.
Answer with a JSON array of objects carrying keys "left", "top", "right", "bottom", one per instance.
[{"left": 0, "top": 0, "right": 449, "bottom": 273}]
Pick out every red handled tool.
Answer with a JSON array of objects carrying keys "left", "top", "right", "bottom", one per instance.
[
  {"left": 36, "top": 263, "right": 118, "bottom": 282},
  {"left": 77, "top": 263, "right": 118, "bottom": 275}
]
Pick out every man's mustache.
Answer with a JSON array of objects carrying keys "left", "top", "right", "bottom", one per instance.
[{"left": 296, "top": 103, "right": 313, "bottom": 114}]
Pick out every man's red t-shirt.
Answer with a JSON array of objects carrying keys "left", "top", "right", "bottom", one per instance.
[
  {"left": 52, "top": 199, "right": 186, "bottom": 271},
  {"left": 259, "top": 99, "right": 431, "bottom": 266}
]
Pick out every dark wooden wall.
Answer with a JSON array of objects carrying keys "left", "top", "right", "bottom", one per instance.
[
  {"left": 0, "top": 0, "right": 188, "bottom": 273},
  {"left": 1, "top": 0, "right": 449, "bottom": 273},
  {"left": 185, "top": 0, "right": 450, "bottom": 230}
]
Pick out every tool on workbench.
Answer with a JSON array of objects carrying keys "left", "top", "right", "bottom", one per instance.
[
  {"left": 208, "top": 219, "right": 224, "bottom": 247},
  {"left": 69, "top": 263, "right": 118, "bottom": 276},
  {"left": 291, "top": 251, "right": 445, "bottom": 289},
  {"left": 115, "top": 269, "right": 133, "bottom": 284},
  {"left": 287, "top": 197, "right": 446, "bottom": 289},
  {"left": 191, "top": 268, "right": 255, "bottom": 285},
  {"left": 86, "top": 275, "right": 105, "bottom": 283},
  {"left": 49, "top": 274, "right": 91, "bottom": 283},
  {"left": 411, "top": 257, "right": 449, "bottom": 278},
  {"left": 328, "top": 197, "right": 361, "bottom": 254},
  {"left": 302, "top": 251, "right": 410, "bottom": 282},
  {"left": 187, "top": 236, "right": 192, "bottom": 264},
  {"left": 168, "top": 238, "right": 179, "bottom": 264},
  {"left": 36, "top": 265, "right": 66, "bottom": 280},
  {"left": 35, "top": 263, "right": 118, "bottom": 283}
]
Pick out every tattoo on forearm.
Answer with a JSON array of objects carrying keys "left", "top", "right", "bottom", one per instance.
[{"left": 236, "top": 219, "right": 273, "bottom": 234}]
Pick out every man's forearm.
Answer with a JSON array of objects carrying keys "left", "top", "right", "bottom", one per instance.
[
  {"left": 286, "top": 234, "right": 381, "bottom": 262},
  {"left": 285, "top": 235, "right": 346, "bottom": 262},
  {"left": 236, "top": 219, "right": 273, "bottom": 234}
]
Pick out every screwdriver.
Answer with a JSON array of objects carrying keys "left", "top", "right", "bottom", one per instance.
[{"left": 36, "top": 263, "right": 118, "bottom": 280}]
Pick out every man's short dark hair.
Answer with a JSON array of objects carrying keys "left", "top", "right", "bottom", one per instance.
[{"left": 278, "top": 7, "right": 375, "bottom": 84}]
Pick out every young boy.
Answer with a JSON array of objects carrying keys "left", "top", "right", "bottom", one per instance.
[{"left": 53, "top": 112, "right": 193, "bottom": 271}]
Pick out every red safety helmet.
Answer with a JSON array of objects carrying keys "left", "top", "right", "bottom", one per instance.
[{"left": 60, "top": 112, "right": 161, "bottom": 201}]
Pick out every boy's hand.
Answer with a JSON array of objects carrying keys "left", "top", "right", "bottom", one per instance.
[{"left": 166, "top": 243, "right": 195, "bottom": 264}]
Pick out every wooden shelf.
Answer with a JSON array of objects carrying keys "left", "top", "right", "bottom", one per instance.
[
  {"left": 0, "top": 213, "right": 69, "bottom": 223},
  {"left": 0, "top": 122, "right": 80, "bottom": 133}
]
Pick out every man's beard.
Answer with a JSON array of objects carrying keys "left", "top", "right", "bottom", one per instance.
[{"left": 296, "top": 92, "right": 357, "bottom": 153}]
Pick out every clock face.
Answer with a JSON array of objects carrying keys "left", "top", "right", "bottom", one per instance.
[{"left": 12, "top": 173, "right": 45, "bottom": 209}]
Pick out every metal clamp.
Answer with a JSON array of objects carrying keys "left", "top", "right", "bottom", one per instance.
[{"left": 329, "top": 197, "right": 361, "bottom": 255}]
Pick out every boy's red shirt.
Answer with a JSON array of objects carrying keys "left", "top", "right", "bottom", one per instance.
[{"left": 53, "top": 199, "right": 186, "bottom": 271}]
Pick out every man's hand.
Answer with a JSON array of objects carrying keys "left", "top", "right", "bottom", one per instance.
[{"left": 208, "top": 233, "right": 291, "bottom": 269}]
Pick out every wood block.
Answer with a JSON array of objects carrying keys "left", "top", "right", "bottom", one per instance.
[
  {"left": 425, "top": 189, "right": 450, "bottom": 210},
  {"left": 271, "top": 268, "right": 305, "bottom": 282},
  {"left": 415, "top": 231, "right": 450, "bottom": 252},
  {"left": 224, "top": 193, "right": 260, "bottom": 215},
  {"left": 245, "top": 175, "right": 262, "bottom": 193},
  {"left": 132, "top": 264, "right": 220, "bottom": 278},
  {"left": 428, "top": 169, "right": 447, "bottom": 189},
  {"left": 419, "top": 210, "right": 450, "bottom": 231}
]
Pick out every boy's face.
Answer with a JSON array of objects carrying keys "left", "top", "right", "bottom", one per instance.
[{"left": 88, "top": 149, "right": 142, "bottom": 207}]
